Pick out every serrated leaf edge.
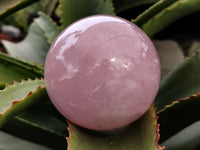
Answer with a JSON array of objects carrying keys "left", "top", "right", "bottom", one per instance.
[
  {"left": 0, "top": 52, "right": 44, "bottom": 77},
  {"left": 66, "top": 104, "right": 165, "bottom": 150},
  {"left": 0, "top": 78, "right": 47, "bottom": 127},
  {"left": 0, "top": 78, "right": 45, "bottom": 116},
  {"left": 157, "top": 92, "right": 200, "bottom": 115}
]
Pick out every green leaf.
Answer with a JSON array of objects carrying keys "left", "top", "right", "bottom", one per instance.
[
  {"left": 113, "top": 0, "right": 157, "bottom": 14},
  {"left": 157, "top": 93, "right": 200, "bottom": 143},
  {"left": 133, "top": 0, "right": 177, "bottom": 27},
  {"left": 58, "top": 0, "right": 115, "bottom": 28},
  {"left": 0, "top": 52, "right": 43, "bottom": 84},
  {"left": 2, "top": 111, "right": 68, "bottom": 150},
  {"left": 141, "top": 0, "right": 200, "bottom": 37},
  {"left": 2, "top": 21, "right": 50, "bottom": 64},
  {"left": 1, "top": 0, "right": 54, "bottom": 31},
  {"left": 34, "top": 12, "right": 61, "bottom": 45},
  {"left": 153, "top": 40, "right": 185, "bottom": 79},
  {"left": 155, "top": 53, "right": 200, "bottom": 111},
  {"left": 0, "top": 131, "right": 52, "bottom": 150},
  {"left": 161, "top": 121, "right": 200, "bottom": 150},
  {"left": 0, "top": 0, "right": 39, "bottom": 21},
  {"left": 0, "top": 79, "right": 48, "bottom": 127},
  {"left": 2, "top": 7, "right": 30, "bottom": 31},
  {"left": 67, "top": 105, "right": 164, "bottom": 150}
]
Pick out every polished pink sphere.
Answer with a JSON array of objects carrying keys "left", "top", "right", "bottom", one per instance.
[{"left": 45, "top": 15, "right": 160, "bottom": 131}]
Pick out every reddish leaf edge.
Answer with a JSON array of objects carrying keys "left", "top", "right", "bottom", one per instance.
[
  {"left": 154, "top": 102, "right": 165, "bottom": 150},
  {"left": 0, "top": 78, "right": 44, "bottom": 116},
  {"left": 0, "top": 78, "right": 47, "bottom": 128},
  {"left": 66, "top": 103, "right": 165, "bottom": 150},
  {"left": 156, "top": 92, "right": 200, "bottom": 115}
]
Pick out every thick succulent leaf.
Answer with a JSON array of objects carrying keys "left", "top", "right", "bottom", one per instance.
[
  {"left": 153, "top": 40, "right": 185, "bottom": 79},
  {"left": 40, "top": 0, "right": 58, "bottom": 16},
  {"left": 18, "top": 105, "right": 67, "bottom": 137},
  {"left": 141, "top": 0, "right": 200, "bottom": 37},
  {"left": 113, "top": 0, "right": 157, "bottom": 14},
  {"left": 0, "top": 131, "right": 52, "bottom": 150},
  {"left": 157, "top": 93, "right": 200, "bottom": 143},
  {"left": 2, "top": 7, "right": 30, "bottom": 31},
  {"left": 133, "top": 0, "right": 177, "bottom": 27},
  {"left": 58, "top": 0, "right": 115, "bottom": 28},
  {"left": 155, "top": 53, "right": 200, "bottom": 111},
  {"left": 0, "top": 79, "right": 48, "bottom": 127},
  {"left": 1, "top": 0, "right": 54, "bottom": 31},
  {"left": 0, "top": 0, "right": 39, "bottom": 21},
  {"left": 67, "top": 105, "right": 164, "bottom": 150},
  {"left": 0, "top": 52, "right": 43, "bottom": 84},
  {"left": 162, "top": 121, "right": 200, "bottom": 150},
  {"left": 34, "top": 12, "right": 61, "bottom": 44},
  {"left": 2, "top": 21, "right": 50, "bottom": 64},
  {"left": 2, "top": 113, "right": 67, "bottom": 150}
]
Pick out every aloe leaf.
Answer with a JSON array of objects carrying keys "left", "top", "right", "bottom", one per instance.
[
  {"left": 34, "top": 12, "right": 61, "bottom": 45},
  {"left": 157, "top": 93, "right": 200, "bottom": 143},
  {"left": 2, "top": 21, "right": 50, "bottom": 64},
  {"left": 2, "top": 99, "right": 68, "bottom": 149},
  {"left": 40, "top": 0, "right": 58, "bottom": 16},
  {"left": 133, "top": 0, "right": 177, "bottom": 27},
  {"left": 2, "top": 12, "right": 61, "bottom": 64},
  {"left": 0, "top": 79, "right": 48, "bottom": 127},
  {"left": 162, "top": 121, "right": 200, "bottom": 150},
  {"left": 58, "top": 0, "right": 115, "bottom": 28},
  {"left": 18, "top": 105, "right": 67, "bottom": 137},
  {"left": 0, "top": 52, "right": 43, "bottom": 84},
  {"left": 155, "top": 53, "right": 200, "bottom": 111},
  {"left": 0, "top": 131, "right": 52, "bottom": 150},
  {"left": 141, "top": 0, "right": 200, "bottom": 37},
  {"left": 153, "top": 40, "right": 185, "bottom": 79},
  {"left": 1, "top": 0, "right": 53, "bottom": 31},
  {"left": 2, "top": 112, "right": 67, "bottom": 150},
  {"left": 67, "top": 105, "right": 164, "bottom": 150},
  {"left": 113, "top": 0, "right": 157, "bottom": 14},
  {"left": 0, "top": 0, "right": 39, "bottom": 21}
]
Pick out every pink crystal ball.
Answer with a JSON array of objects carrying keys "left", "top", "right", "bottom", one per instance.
[{"left": 45, "top": 15, "right": 160, "bottom": 131}]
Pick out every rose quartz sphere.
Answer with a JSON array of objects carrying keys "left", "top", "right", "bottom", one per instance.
[{"left": 45, "top": 15, "right": 160, "bottom": 131}]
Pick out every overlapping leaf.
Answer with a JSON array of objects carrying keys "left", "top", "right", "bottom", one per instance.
[
  {"left": 153, "top": 40, "right": 184, "bottom": 79},
  {"left": 157, "top": 93, "right": 200, "bottom": 147},
  {"left": 2, "top": 12, "right": 61, "bottom": 64},
  {"left": 58, "top": 0, "right": 115, "bottom": 28},
  {"left": 0, "top": 0, "right": 39, "bottom": 21},
  {"left": 0, "top": 52, "right": 43, "bottom": 84},
  {"left": 133, "top": 0, "right": 177, "bottom": 27},
  {"left": 2, "top": 22, "right": 49, "bottom": 64},
  {"left": 34, "top": 12, "right": 61, "bottom": 45},
  {"left": 2, "top": 109, "right": 68, "bottom": 150},
  {"left": 67, "top": 105, "right": 164, "bottom": 150},
  {"left": 155, "top": 53, "right": 200, "bottom": 111},
  {"left": 141, "top": 0, "right": 200, "bottom": 37},
  {"left": 1, "top": 0, "right": 58, "bottom": 31},
  {"left": 0, "top": 79, "right": 47, "bottom": 127},
  {"left": 113, "top": 0, "right": 157, "bottom": 14}
]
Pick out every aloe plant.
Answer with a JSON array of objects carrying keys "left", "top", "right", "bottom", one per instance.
[{"left": 0, "top": 0, "right": 200, "bottom": 149}]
